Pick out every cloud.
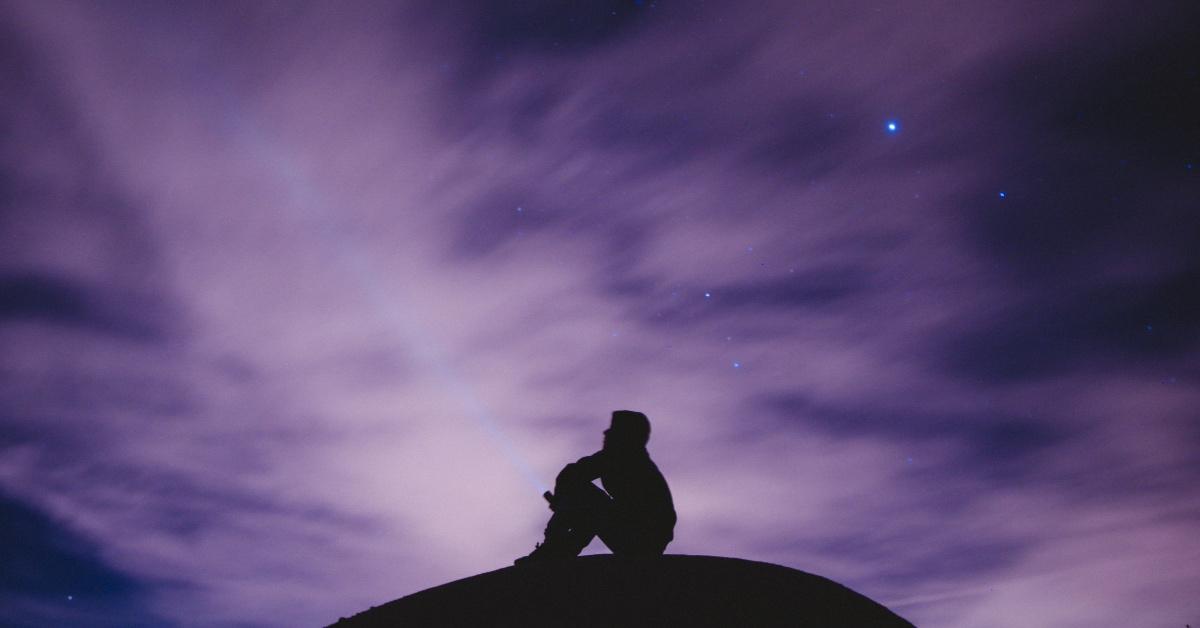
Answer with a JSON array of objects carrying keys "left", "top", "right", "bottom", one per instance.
[
  {"left": 940, "top": 269, "right": 1200, "bottom": 381},
  {"left": 0, "top": 489, "right": 166, "bottom": 628},
  {"left": 1, "top": 1, "right": 1198, "bottom": 627}
]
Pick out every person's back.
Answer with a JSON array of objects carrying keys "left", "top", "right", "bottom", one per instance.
[{"left": 596, "top": 448, "right": 675, "bottom": 546}]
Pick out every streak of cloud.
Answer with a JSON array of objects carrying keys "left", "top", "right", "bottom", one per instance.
[{"left": 2, "top": 1, "right": 1197, "bottom": 626}]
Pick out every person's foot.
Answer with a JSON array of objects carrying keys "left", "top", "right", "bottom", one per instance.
[{"left": 513, "top": 542, "right": 569, "bottom": 566}]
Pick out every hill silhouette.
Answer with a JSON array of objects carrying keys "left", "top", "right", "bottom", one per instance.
[{"left": 330, "top": 554, "right": 915, "bottom": 627}]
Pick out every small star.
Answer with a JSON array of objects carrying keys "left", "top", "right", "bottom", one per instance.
[
  {"left": 1145, "top": 324, "right": 1153, "bottom": 332},
  {"left": 516, "top": 206, "right": 523, "bottom": 213},
  {"left": 67, "top": 595, "right": 74, "bottom": 601},
  {"left": 885, "top": 120, "right": 900, "bottom": 134},
  {"left": 732, "top": 361, "right": 741, "bottom": 369},
  {"left": 998, "top": 191, "right": 1007, "bottom": 198},
  {"left": 745, "top": 245, "right": 754, "bottom": 252},
  {"left": 704, "top": 292, "right": 712, "bottom": 299}
]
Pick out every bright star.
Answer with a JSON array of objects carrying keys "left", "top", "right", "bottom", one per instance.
[
  {"left": 885, "top": 120, "right": 899, "bottom": 133},
  {"left": 998, "top": 191, "right": 1006, "bottom": 198},
  {"left": 732, "top": 361, "right": 741, "bottom": 368},
  {"left": 704, "top": 292, "right": 711, "bottom": 298}
]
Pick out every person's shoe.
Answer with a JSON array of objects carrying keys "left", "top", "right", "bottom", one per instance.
[{"left": 513, "top": 542, "right": 568, "bottom": 566}]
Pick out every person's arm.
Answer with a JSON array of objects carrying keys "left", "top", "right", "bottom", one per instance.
[
  {"left": 555, "top": 450, "right": 606, "bottom": 487},
  {"left": 543, "top": 451, "right": 607, "bottom": 510}
]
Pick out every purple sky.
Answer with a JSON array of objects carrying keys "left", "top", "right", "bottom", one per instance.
[{"left": 2, "top": 1, "right": 1198, "bottom": 626}]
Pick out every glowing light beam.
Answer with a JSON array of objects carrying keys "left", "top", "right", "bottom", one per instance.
[{"left": 219, "top": 93, "right": 548, "bottom": 495}]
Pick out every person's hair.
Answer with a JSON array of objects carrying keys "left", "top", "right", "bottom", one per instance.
[{"left": 611, "top": 410, "right": 651, "bottom": 446}]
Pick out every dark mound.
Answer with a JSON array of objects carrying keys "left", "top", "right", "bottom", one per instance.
[{"left": 330, "top": 554, "right": 915, "bottom": 627}]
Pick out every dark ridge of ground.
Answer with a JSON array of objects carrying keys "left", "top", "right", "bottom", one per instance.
[{"left": 330, "top": 554, "right": 916, "bottom": 627}]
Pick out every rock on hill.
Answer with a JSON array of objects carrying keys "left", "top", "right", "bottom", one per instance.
[{"left": 330, "top": 554, "right": 915, "bottom": 627}]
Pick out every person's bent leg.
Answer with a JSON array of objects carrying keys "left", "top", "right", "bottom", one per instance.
[
  {"left": 515, "top": 508, "right": 579, "bottom": 565},
  {"left": 551, "top": 480, "right": 613, "bottom": 555},
  {"left": 516, "top": 480, "right": 612, "bottom": 564}
]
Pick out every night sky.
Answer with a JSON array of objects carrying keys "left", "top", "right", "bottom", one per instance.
[{"left": 2, "top": 1, "right": 1198, "bottom": 626}]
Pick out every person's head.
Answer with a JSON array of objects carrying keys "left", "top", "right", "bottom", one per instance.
[{"left": 602, "top": 410, "right": 651, "bottom": 451}]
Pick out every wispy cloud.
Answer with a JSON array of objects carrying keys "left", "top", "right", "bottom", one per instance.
[{"left": 1, "top": 1, "right": 1197, "bottom": 626}]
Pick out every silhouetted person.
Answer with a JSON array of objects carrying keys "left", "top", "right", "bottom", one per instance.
[{"left": 516, "top": 410, "right": 676, "bottom": 564}]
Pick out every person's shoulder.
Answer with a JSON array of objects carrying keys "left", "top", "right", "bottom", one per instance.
[
  {"left": 575, "top": 450, "right": 608, "bottom": 465},
  {"left": 611, "top": 448, "right": 654, "bottom": 464}
]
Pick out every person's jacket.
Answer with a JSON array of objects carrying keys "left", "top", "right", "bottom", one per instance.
[{"left": 558, "top": 447, "right": 676, "bottom": 542}]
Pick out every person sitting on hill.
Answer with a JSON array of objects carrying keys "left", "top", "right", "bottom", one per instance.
[{"left": 516, "top": 410, "right": 676, "bottom": 564}]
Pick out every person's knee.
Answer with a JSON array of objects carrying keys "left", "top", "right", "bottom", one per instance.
[
  {"left": 554, "top": 463, "right": 594, "bottom": 489},
  {"left": 555, "top": 476, "right": 609, "bottom": 501}
]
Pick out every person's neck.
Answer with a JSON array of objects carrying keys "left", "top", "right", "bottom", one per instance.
[{"left": 605, "top": 444, "right": 647, "bottom": 456}]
